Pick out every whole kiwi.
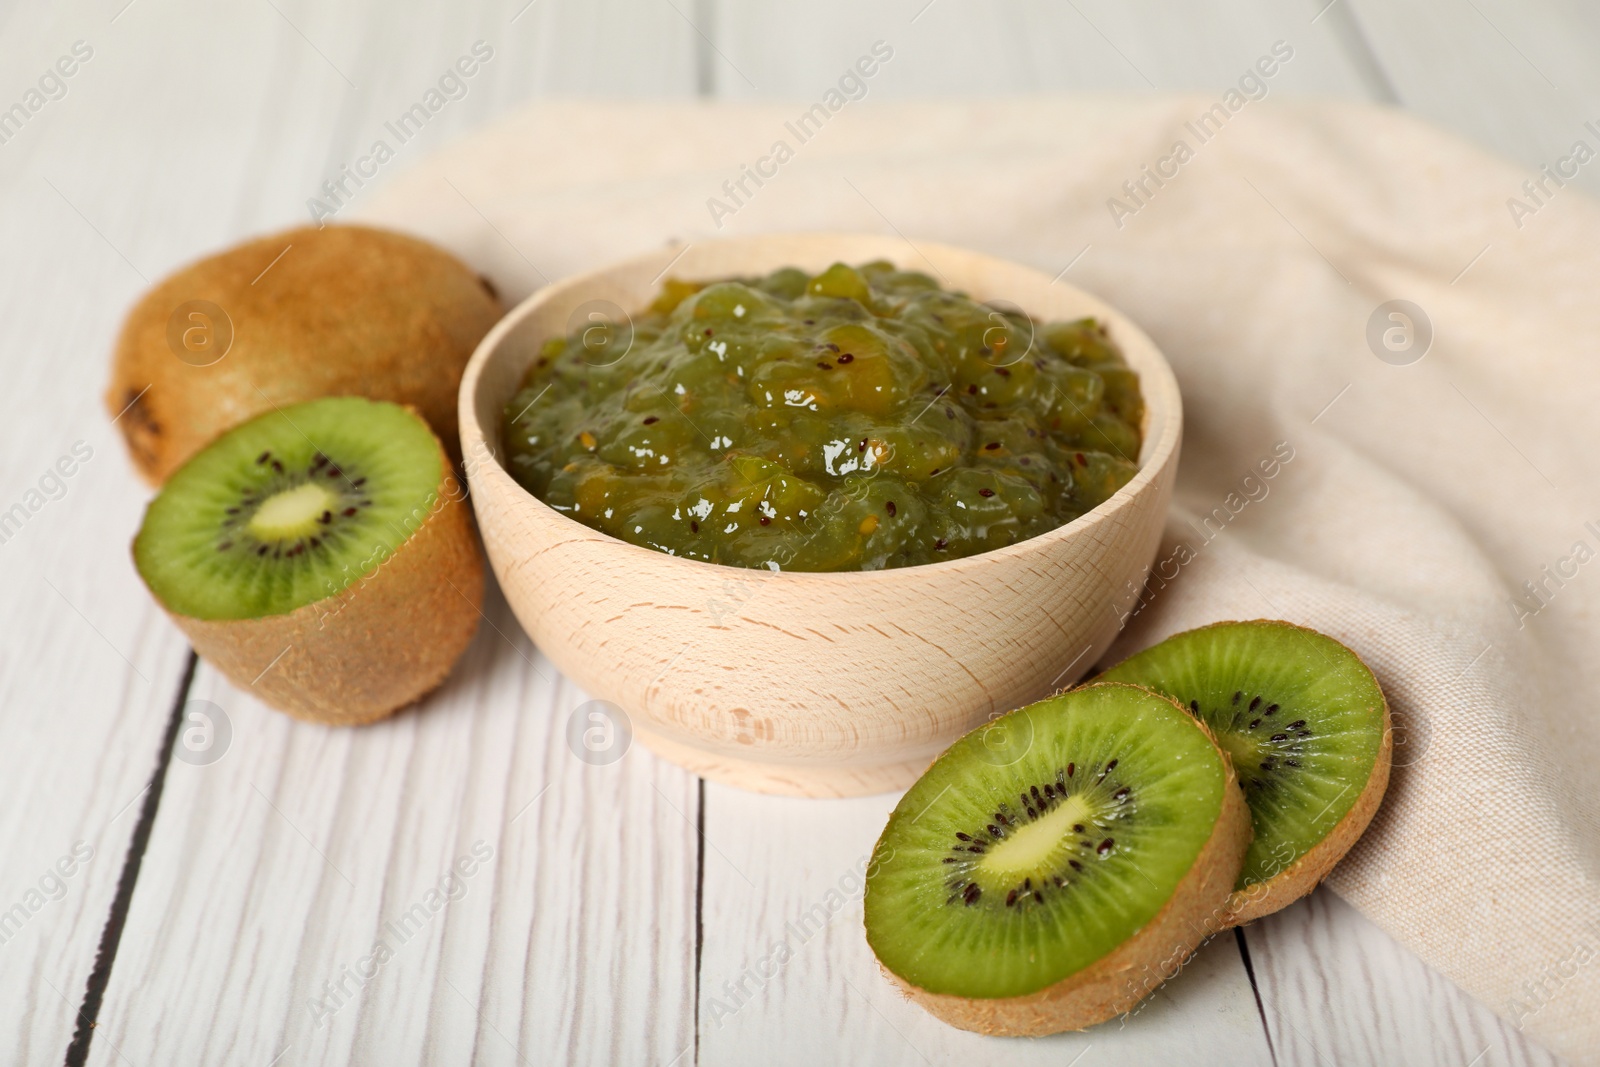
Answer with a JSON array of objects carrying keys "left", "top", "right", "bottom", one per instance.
[{"left": 105, "top": 224, "right": 503, "bottom": 484}]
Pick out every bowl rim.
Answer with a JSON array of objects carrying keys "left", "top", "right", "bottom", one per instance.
[{"left": 458, "top": 232, "right": 1182, "bottom": 586}]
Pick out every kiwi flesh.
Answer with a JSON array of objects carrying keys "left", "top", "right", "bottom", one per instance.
[
  {"left": 864, "top": 683, "right": 1251, "bottom": 1036},
  {"left": 106, "top": 223, "right": 503, "bottom": 484},
  {"left": 1097, "top": 620, "right": 1391, "bottom": 925},
  {"left": 134, "top": 396, "right": 483, "bottom": 725}
]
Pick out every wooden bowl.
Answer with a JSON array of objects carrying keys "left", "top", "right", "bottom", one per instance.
[{"left": 459, "top": 234, "right": 1181, "bottom": 797}]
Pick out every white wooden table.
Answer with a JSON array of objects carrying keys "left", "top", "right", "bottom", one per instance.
[{"left": 0, "top": 1, "right": 1588, "bottom": 1064}]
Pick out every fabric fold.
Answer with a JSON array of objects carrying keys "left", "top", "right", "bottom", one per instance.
[{"left": 361, "top": 96, "right": 1600, "bottom": 1064}]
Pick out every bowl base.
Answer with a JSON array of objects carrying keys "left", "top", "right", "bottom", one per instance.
[{"left": 634, "top": 727, "right": 932, "bottom": 798}]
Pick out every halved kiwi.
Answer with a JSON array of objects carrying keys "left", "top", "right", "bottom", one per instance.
[
  {"left": 1097, "top": 620, "right": 1391, "bottom": 925},
  {"left": 864, "top": 683, "right": 1251, "bottom": 1036},
  {"left": 134, "top": 396, "right": 484, "bottom": 725},
  {"left": 106, "top": 223, "right": 503, "bottom": 484}
]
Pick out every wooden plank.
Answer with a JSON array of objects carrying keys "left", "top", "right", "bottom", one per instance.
[
  {"left": 1244, "top": 890, "right": 1567, "bottom": 1067},
  {"left": 680, "top": 7, "right": 1573, "bottom": 1060},
  {"left": 704, "top": 0, "right": 1381, "bottom": 100},
  {"left": 689, "top": 7, "right": 1391, "bottom": 1063},
  {"left": 0, "top": 0, "right": 700, "bottom": 1063},
  {"left": 0, "top": 7, "right": 206, "bottom": 1064},
  {"left": 697, "top": 786, "right": 1274, "bottom": 1065},
  {"left": 0, "top": 400, "right": 192, "bottom": 1063},
  {"left": 86, "top": 594, "right": 699, "bottom": 1065},
  {"left": 1346, "top": 0, "right": 1600, "bottom": 196},
  {"left": 44, "top": 0, "right": 699, "bottom": 244}
]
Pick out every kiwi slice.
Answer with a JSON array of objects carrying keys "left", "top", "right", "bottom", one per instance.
[
  {"left": 1097, "top": 620, "right": 1391, "bottom": 925},
  {"left": 864, "top": 683, "right": 1251, "bottom": 1036},
  {"left": 106, "top": 223, "right": 503, "bottom": 484},
  {"left": 134, "top": 396, "right": 484, "bottom": 725}
]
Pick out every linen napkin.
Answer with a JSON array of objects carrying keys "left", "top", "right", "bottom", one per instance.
[{"left": 358, "top": 97, "right": 1600, "bottom": 1064}]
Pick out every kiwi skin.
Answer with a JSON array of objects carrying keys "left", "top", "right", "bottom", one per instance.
[
  {"left": 145, "top": 438, "right": 485, "bottom": 726},
  {"left": 876, "top": 684, "right": 1253, "bottom": 1037},
  {"left": 105, "top": 223, "right": 503, "bottom": 485}
]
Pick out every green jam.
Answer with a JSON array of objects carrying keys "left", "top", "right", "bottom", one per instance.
[{"left": 501, "top": 261, "right": 1144, "bottom": 572}]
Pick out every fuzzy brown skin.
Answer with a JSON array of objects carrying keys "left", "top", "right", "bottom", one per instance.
[
  {"left": 159, "top": 468, "right": 485, "bottom": 726},
  {"left": 1224, "top": 704, "right": 1392, "bottom": 925},
  {"left": 106, "top": 224, "right": 503, "bottom": 484},
  {"left": 883, "top": 696, "right": 1254, "bottom": 1037}
]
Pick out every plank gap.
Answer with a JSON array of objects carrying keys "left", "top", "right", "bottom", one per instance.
[
  {"left": 1235, "top": 927, "right": 1280, "bottom": 1067},
  {"left": 692, "top": 776, "right": 707, "bottom": 1066},
  {"left": 1313, "top": 0, "right": 1401, "bottom": 103},
  {"left": 692, "top": 0, "right": 717, "bottom": 97},
  {"left": 63, "top": 650, "right": 198, "bottom": 1067}
]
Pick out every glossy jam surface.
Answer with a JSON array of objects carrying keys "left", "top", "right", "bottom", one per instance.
[{"left": 502, "top": 261, "right": 1144, "bottom": 572}]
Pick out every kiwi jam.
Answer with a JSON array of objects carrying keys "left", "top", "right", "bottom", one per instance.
[{"left": 500, "top": 261, "right": 1144, "bottom": 572}]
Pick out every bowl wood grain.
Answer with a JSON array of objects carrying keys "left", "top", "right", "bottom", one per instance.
[{"left": 459, "top": 234, "right": 1181, "bottom": 796}]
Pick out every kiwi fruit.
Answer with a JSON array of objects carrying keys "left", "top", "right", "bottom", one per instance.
[
  {"left": 106, "top": 224, "right": 503, "bottom": 484},
  {"left": 864, "top": 682, "right": 1251, "bottom": 1036},
  {"left": 1097, "top": 620, "right": 1391, "bottom": 925},
  {"left": 133, "top": 396, "right": 484, "bottom": 725}
]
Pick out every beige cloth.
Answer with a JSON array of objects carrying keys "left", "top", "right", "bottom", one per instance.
[{"left": 360, "top": 98, "right": 1600, "bottom": 1064}]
